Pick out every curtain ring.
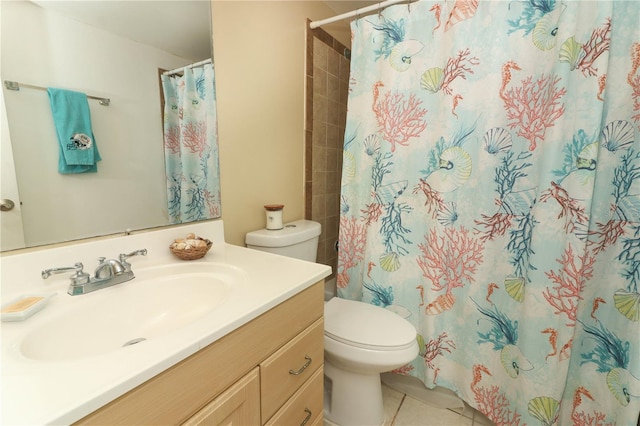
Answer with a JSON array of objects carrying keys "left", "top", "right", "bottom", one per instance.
[{"left": 378, "top": 2, "right": 383, "bottom": 18}]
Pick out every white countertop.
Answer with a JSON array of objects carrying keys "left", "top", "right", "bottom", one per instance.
[{"left": 1, "top": 220, "right": 331, "bottom": 425}]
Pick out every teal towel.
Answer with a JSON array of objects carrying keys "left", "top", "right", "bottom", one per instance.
[{"left": 47, "top": 88, "right": 101, "bottom": 174}]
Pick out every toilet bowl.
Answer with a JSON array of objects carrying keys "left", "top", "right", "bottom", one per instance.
[
  {"left": 323, "top": 297, "right": 418, "bottom": 426},
  {"left": 245, "top": 221, "right": 418, "bottom": 426}
]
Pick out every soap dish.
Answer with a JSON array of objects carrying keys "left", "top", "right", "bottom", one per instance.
[{"left": 1, "top": 293, "right": 57, "bottom": 322}]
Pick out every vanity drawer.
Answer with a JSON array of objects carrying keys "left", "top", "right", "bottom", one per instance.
[
  {"left": 264, "top": 366, "right": 323, "bottom": 426},
  {"left": 260, "top": 318, "right": 324, "bottom": 421}
]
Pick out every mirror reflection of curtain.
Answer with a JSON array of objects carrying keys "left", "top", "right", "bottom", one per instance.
[{"left": 162, "top": 63, "right": 220, "bottom": 224}]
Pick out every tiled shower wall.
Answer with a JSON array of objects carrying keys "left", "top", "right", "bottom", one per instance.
[{"left": 305, "top": 26, "right": 350, "bottom": 282}]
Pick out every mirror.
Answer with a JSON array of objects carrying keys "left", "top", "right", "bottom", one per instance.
[{"left": 0, "top": 0, "right": 219, "bottom": 251}]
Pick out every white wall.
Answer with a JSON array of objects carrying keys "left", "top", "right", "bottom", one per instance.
[{"left": 1, "top": 1, "right": 191, "bottom": 247}]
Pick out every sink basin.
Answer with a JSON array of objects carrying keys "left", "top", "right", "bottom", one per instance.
[{"left": 20, "top": 263, "right": 243, "bottom": 361}]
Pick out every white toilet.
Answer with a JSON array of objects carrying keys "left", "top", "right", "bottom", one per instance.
[{"left": 246, "top": 220, "right": 419, "bottom": 426}]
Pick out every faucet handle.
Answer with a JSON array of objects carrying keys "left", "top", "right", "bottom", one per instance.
[
  {"left": 42, "top": 262, "right": 90, "bottom": 285},
  {"left": 119, "top": 249, "right": 147, "bottom": 268}
]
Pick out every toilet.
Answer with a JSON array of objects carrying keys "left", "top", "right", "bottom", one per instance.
[{"left": 246, "top": 220, "right": 419, "bottom": 426}]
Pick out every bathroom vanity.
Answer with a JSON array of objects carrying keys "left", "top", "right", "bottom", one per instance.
[
  {"left": 1, "top": 220, "right": 331, "bottom": 425},
  {"left": 76, "top": 281, "right": 325, "bottom": 425}
]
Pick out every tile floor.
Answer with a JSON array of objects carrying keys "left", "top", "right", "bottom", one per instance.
[
  {"left": 324, "top": 383, "right": 495, "bottom": 425},
  {"left": 382, "top": 383, "right": 495, "bottom": 426}
]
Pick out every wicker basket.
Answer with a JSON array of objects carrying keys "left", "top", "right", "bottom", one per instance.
[{"left": 169, "top": 238, "right": 212, "bottom": 260}]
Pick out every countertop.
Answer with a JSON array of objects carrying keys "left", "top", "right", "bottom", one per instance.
[{"left": 1, "top": 220, "right": 331, "bottom": 425}]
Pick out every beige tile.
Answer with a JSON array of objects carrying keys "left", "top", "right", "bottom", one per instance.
[
  {"left": 382, "top": 384, "right": 404, "bottom": 425},
  {"left": 324, "top": 418, "right": 338, "bottom": 426},
  {"left": 451, "top": 403, "right": 495, "bottom": 426},
  {"left": 312, "top": 171, "right": 326, "bottom": 196},
  {"left": 330, "top": 100, "right": 343, "bottom": 127},
  {"left": 327, "top": 124, "right": 341, "bottom": 148},
  {"left": 327, "top": 171, "right": 340, "bottom": 194},
  {"left": 326, "top": 196, "right": 338, "bottom": 222},
  {"left": 313, "top": 94, "right": 328, "bottom": 124},
  {"left": 314, "top": 38, "right": 328, "bottom": 70},
  {"left": 328, "top": 49, "right": 340, "bottom": 77},
  {"left": 323, "top": 383, "right": 494, "bottom": 426},
  {"left": 312, "top": 121, "right": 327, "bottom": 146},
  {"left": 325, "top": 251, "right": 337, "bottom": 271},
  {"left": 314, "top": 66, "right": 328, "bottom": 96},
  {"left": 339, "top": 55, "right": 350, "bottom": 82},
  {"left": 470, "top": 410, "right": 495, "bottom": 426},
  {"left": 394, "top": 395, "right": 472, "bottom": 426},
  {"left": 326, "top": 148, "right": 338, "bottom": 173},
  {"left": 312, "top": 194, "right": 326, "bottom": 218},
  {"left": 328, "top": 73, "right": 340, "bottom": 101},
  {"left": 314, "top": 145, "right": 328, "bottom": 172},
  {"left": 340, "top": 79, "right": 350, "bottom": 106}
]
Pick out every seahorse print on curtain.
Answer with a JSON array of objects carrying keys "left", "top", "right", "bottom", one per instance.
[{"left": 338, "top": 1, "right": 640, "bottom": 424}]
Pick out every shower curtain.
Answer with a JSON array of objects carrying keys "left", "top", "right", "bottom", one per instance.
[
  {"left": 338, "top": 1, "right": 640, "bottom": 424},
  {"left": 162, "top": 62, "right": 220, "bottom": 223}
]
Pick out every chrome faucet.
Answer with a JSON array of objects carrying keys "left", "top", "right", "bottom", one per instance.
[{"left": 42, "top": 249, "right": 147, "bottom": 295}]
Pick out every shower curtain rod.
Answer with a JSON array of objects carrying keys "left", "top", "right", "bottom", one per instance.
[
  {"left": 163, "top": 58, "right": 212, "bottom": 76},
  {"left": 310, "top": 0, "right": 410, "bottom": 29}
]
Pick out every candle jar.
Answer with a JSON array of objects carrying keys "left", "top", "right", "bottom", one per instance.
[{"left": 264, "top": 204, "right": 284, "bottom": 230}]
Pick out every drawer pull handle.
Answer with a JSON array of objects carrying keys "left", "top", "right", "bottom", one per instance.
[
  {"left": 300, "top": 408, "right": 312, "bottom": 426},
  {"left": 289, "top": 355, "right": 312, "bottom": 375}
]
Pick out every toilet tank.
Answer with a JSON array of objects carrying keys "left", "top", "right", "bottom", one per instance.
[{"left": 245, "top": 220, "right": 321, "bottom": 262}]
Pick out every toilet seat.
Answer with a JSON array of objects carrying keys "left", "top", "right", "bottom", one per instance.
[{"left": 324, "top": 297, "right": 416, "bottom": 351}]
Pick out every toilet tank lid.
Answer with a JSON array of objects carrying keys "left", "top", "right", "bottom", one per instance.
[{"left": 245, "top": 220, "right": 321, "bottom": 247}]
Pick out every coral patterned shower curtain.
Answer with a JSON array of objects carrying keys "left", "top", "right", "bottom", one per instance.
[
  {"left": 337, "top": 1, "right": 640, "bottom": 423},
  {"left": 162, "top": 63, "right": 220, "bottom": 224}
]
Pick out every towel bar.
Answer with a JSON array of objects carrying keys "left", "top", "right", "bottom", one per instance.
[{"left": 3, "top": 80, "right": 110, "bottom": 106}]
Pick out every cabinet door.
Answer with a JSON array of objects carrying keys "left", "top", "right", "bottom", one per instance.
[{"left": 182, "top": 368, "right": 260, "bottom": 426}]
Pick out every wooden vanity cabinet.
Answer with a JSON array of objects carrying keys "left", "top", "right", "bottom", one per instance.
[{"left": 75, "top": 280, "right": 325, "bottom": 426}]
